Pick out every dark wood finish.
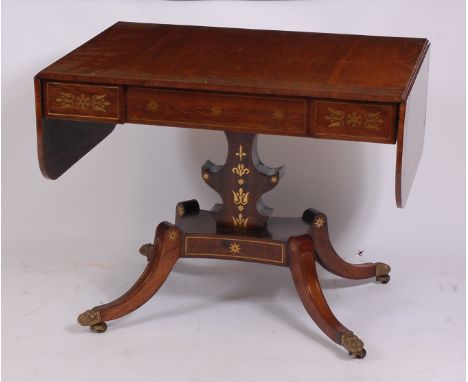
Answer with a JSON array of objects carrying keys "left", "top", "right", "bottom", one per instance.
[
  {"left": 184, "top": 234, "right": 285, "bottom": 266},
  {"left": 37, "top": 22, "right": 427, "bottom": 103},
  {"left": 202, "top": 132, "right": 283, "bottom": 230},
  {"left": 78, "top": 222, "right": 180, "bottom": 330},
  {"left": 45, "top": 82, "right": 123, "bottom": 123},
  {"left": 35, "top": 22, "right": 430, "bottom": 205},
  {"left": 35, "top": 79, "right": 116, "bottom": 179},
  {"left": 395, "top": 51, "right": 430, "bottom": 207},
  {"left": 303, "top": 208, "right": 377, "bottom": 279},
  {"left": 127, "top": 88, "right": 307, "bottom": 136},
  {"left": 35, "top": 23, "right": 429, "bottom": 357},
  {"left": 313, "top": 100, "right": 397, "bottom": 143}
]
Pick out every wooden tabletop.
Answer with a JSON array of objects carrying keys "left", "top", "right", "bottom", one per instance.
[
  {"left": 37, "top": 21, "right": 428, "bottom": 102},
  {"left": 35, "top": 22, "right": 430, "bottom": 208}
]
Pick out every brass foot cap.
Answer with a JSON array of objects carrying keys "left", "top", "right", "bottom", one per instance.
[
  {"left": 139, "top": 243, "right": 154, "bottom": 258},
  {"left": 342, "top": 332, "right": 366, "bottom": 359},
  {"left": 376, "top": 262, "right": 391, "bottom": 283},
  {"left": 77, "top": 309, "right": 102, "bottom": 327}
]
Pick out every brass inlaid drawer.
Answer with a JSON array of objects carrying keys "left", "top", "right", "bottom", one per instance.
[
  {"left": 313, "top": 100, "right": 397, "bottom": 143},
  {"left": 126, "top": 88, "right": 307, "bottom": 136},
  {"left": 45, "top": 82, "right": 122, "bottom": 122},
  {"left": 184, "top": 236, "right": 286, "bottom": 265}
]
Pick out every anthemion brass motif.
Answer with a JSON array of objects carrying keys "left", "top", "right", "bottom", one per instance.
[
  {"left": 177, "top": 204, "right": 185, "bottom": 217},
  {"left": 233, "top": 188, "right": 250, "bottom": 212},
  {"left": 231, "top": 145, "right": 251, "bottom": 228},
  {"left": 325, "top": 107, "right": 383, "bottom": 130},
  {"left": 232, "top": 213, "right": 249, "bottom": 229},
  {"left": 56, "top": 92, "right": 110, "bottom": 112},
  {"left": 232, "top": 163, "right": 250, "bottom": 177}
]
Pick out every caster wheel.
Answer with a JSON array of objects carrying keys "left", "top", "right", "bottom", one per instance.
[
  {"left": 90, "top": 322, "right": 107, "bottom": 333},
  {"left": 350, "top": 348, "right": 366, "bottom": 359},
  {"left": 377, "top": 275, "right": 390, "bottom": 284}
]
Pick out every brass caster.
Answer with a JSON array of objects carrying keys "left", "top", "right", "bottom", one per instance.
[
  {"left": 77, "top": 309, "right": 101, "bottom": 327},
  {"left": 341, "top": 332, "right": 366, "bottom": 359},
  {"left": 375, "top": 262, "right": 391, "bottom": 284},
  {"left": 349, "top": 348, "right": 367, "bottom": 359},
  {"left": 139, "top": 243, "right": 154, "bottom": 260},
  {"left": 377, "top": 274, "right": 390, "bottom": 284},
  {"left": 90, "top": 322, "right": 107, "bottom": 333}
]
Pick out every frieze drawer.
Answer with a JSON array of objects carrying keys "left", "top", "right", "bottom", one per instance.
[
  {"left": 313, "top": 100, "right": 397, "bottom": 143},
  {"left": 45, "top": 82, "right": 122, "bottom": 122},
  {"left": 126, "top": 88, "right": 308, "bottom": 136},
  {"left": 184, "top": 236, "right": 286, "bottom": 265}
]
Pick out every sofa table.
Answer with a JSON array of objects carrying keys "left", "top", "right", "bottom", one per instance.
[{"left": 34, "top": 22, "right": 430, "bottom": 358}]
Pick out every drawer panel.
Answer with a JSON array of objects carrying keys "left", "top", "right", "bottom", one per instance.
[
  {"left": 313, "top": 100, "right": 397, "bottom": 143},
  {"left": 45, "top": 82, "right": 122, "bottom": 122},
  {"left": 184, "top": 236, "right": 286, "bottom": 265},
  {"left": 127, "top": 88, "right": 307, "bottom": 136}
]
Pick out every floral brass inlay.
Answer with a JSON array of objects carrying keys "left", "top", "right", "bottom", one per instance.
[
  {"left": 271, "top": 176, "right": 278, "bottom": 183},
  {"left": 324, "top": 107, "right": 384, "bottom": 130},
  {"left": 231, "top": 148, "right": 250, "bottom": 228},
  {"left": 232, "top": 214, "right": 249, "bottom": 229},
  {"left": 272, "top": 110, "right": 284, "bottom": 121},
  {"left": 56, "top": 92, "right": 110, "bottom": 112},
  {"left": 236, "top": 145, "right": 246, "bottom": 161},
  {"left": 229, "top": 242, "right": 241, "bottom": 254},
  {"left": 168, "top": 229, "right": 178, "bottom": 241},
  {"left": 233, "top": 188, "right": 250, "bottom": 212},
  {"left": 314, "top": 216, "right": 325, "bottom": 229},
  {"left": 177, "top": 204, "right": 185, "bottom": 217},
  {"left": 211, "top": 106, "right": 223, "bottom": 117},
  {"left": 347, "top": 112, "right": 362, "bottom": 127},
  {"left": 232, "top": 164, "right": 250, "bottom": 177},
  {"left": 202, "top": 172, "right": 210, "bottom": 180},
  {"left": 146, "top": 100, "right": 160, "bottom": 112}
]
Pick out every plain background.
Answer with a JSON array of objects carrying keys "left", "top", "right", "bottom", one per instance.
[{"left": 2, "top": 1, "right": 465, "bottom": 381}]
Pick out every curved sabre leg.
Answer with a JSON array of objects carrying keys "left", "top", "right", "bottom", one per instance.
[
  {"left": 303, "top": 209, "right": 391, "bottom": 283},
  {"left": 288, "top": 235, "right": 366, "bottom": 358},
  {"left": 77, "top": 222, "right": 181, "bottom": 332}
]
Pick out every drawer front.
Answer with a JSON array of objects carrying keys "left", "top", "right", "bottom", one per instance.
[
  {"left": 313, "top": 100, "right": 397, "bottom": 143},
  {"left": 184, "top": 236, "right": 286, "bottom": 265},
  {"left": 127, "top": 88, "right": 307, "bottom": 136},
  {"left": 45, "top": 82, "right": 122, "bottom": 122}
]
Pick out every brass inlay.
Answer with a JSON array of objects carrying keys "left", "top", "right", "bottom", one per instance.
[
  {"left": 202, "top": 172, "right": 210, "bottom": 180},
  {"left": 229, "top": 242, "right": 241, "bottom": 254},
  {"left": 347, "top": 112, "right": 362, "bottom": 127},
  {"left": 364, "top": 112, "right": 384, "bottom": 130},
  {"left": 238, "top": 179, "right": 245, "bottom": 185},
  {"left": 271, "top": 176, "right": 278, "bottom": 183},
  {"left": 55, "top": 92, "right": 110, "bottom": 112},
  {"left": 233, "top": 188, "right": 249, "bottom": 212},
  {"left": 184, "top": 236, "right": 285, "bottom": 264},
  {"left": 232, "top": 213, "right": 249, "bottom": 229},
  {"left": 314, "top": 216, "right": 325, "bottom": 229},
  {"left": 177, "top": 204, "right": 185, "bottom": 217},
  {"left": 146, "top": 100, "right": 160, "bottom": 112},
  {"left": 168, "top": 229, "right": 178, "bottom": 241},
  {"left": 211, "top": 106, "right": 223, "bottom": 117},
  {"left": 236, "top": 145, "right": 246, "bottom": 161},
  {"left": 325, "top": 107, "right": 384, "bottom": 130},
  {"left": 232, "top": 164, "right": 250, "bottom": 177},
  {"left": 272, "top": 110, "right": 284, "bottom": 121}
]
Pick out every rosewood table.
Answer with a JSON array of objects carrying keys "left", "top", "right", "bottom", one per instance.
[{"left": 34, "top": 22, "right": 430, "bottom": 358}]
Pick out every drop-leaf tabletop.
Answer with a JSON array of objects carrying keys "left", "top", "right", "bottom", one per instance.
[{"left": 34, "top": 22, "right": 429, "bottom": 358}]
